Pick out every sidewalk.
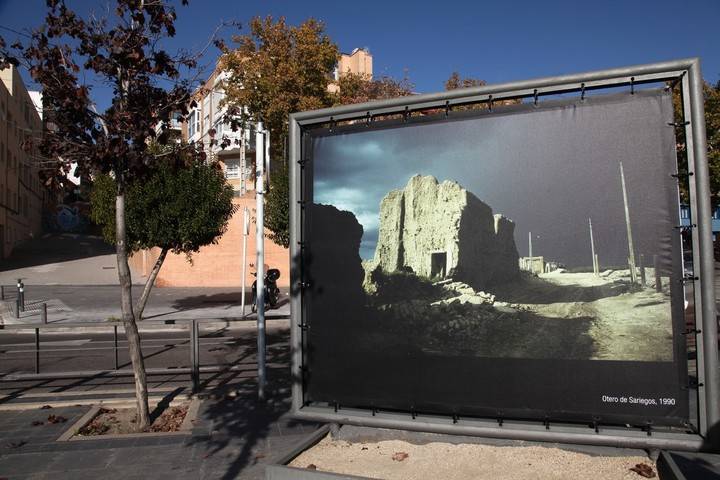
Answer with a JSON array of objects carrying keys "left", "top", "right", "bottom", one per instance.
[
  {"left": 0, "top": 233, "right": 128, "bottom": 286},
  {"left": 0, "top": 379, "right": 319, "bottom": 480},
  {"left": 0, "top": 285, "right": 289, "bottom": 325}
]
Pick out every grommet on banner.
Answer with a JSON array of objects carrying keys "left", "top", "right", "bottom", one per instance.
[
  {"left": 299, "top": 281, "right": 311, "bottom": 290},
  {"left": 630, "top": 77, "right": 635, "bottom": 95},
  {"left": 683, "top": 379, "right": 704, "bottom": 390},
  {"left": 298, "top": 323, "right": 309, "bottom": 331},
  {"left": 671, "top": 170, "right": 694, "bottom": 179},
  {"left": 580, "top": 83, "right": 586, "bottom": 101},
  {"left": 297, "top": 200, "right": 307, "bottom": 207},
  {"left": 685, "top": 421, "right": 699, "bottom": 434},
  {"left": 667, "top": 71, "right": 686, "bottom": 91},
  {"left": 533, "top": 89, "right": 539, "bottom": 106},
  {"left": 668, "top": 121, "right": 690, "bottom": 128}
]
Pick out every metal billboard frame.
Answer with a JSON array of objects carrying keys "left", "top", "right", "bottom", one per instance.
[{"left": 288, "top": 58, "right": 717, "bottom": 451}]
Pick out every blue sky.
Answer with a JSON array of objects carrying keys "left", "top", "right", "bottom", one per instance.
[{"left": 0, "top": 0, "right": 718, "bottom": 108}]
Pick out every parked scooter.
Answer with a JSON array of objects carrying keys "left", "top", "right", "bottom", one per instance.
[{"left": 251, "top": 268, "right": 281, "bottom": 313}]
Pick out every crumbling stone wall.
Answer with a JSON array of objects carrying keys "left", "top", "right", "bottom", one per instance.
[{"left": 369, "top": 175, "right": 519, "bottom": 291}]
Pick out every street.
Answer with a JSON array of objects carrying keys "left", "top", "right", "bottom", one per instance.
[{"left": 0, "top": 322, "right": 291, "bottom": 403}]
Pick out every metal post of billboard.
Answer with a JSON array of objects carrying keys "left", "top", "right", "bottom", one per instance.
[
  {"left": 687, "top": 59, "right": 720, "bottom": 440},
  {"left": 255, "top": 121, "right": 267, "bottom": 401}
]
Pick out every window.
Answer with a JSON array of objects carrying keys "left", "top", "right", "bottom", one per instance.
[
  {"left": 224, "top": 158, "right": 240, "bottom": 179},
  {"left": 188, "top": 109, "right": 199, "bottom": 138},
  {"left": 170, "top": 112, "right": 182, "bottom": 129}
]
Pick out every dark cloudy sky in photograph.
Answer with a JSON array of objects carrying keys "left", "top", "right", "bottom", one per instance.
[{"left": 311, "top": 90, "right": 679, "bottom": 269}]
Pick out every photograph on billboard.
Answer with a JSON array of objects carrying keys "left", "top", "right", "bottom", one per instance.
[{"left": 301, "top": 89, "right": 690, "bottom": 427}]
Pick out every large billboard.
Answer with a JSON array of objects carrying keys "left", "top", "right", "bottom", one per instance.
[{"left": 290, "top": 59, "right": 717, "bottom": 449}]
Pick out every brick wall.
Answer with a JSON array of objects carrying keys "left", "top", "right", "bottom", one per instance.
[{"left": 129, "top": 196, "right": 290, "bottom": 287}]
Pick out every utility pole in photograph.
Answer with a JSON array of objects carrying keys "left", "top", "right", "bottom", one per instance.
[
  {"left": 589, "top": 218, "right": 599, "bottom": 276},
  {"left": 528, "top": 231, "right": 533, "bottom": 259},
  {"left": 619, "top": 161, "right": 638, "bottom": 284}
]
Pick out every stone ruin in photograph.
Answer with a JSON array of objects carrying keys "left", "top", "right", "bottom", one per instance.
[{"left": 365, "top": 175, "right": 520, "bottom": 291}]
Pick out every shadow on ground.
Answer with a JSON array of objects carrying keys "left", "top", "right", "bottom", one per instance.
[{"left": 0, "top": 233, "right": 113, "bottom": 272}]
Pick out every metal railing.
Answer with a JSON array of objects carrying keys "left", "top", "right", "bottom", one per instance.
[{"left": 0, "top": 317, "right": 286, "bottom": 393}]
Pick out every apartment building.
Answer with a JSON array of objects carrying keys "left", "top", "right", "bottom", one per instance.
[
  {"left": 335, "top": 48, "right": 373, "bottom": 80},
  {"left": 0, "top": 66, "right": 45, "bottom": 260},
  {"left": 131, "top": 49, "right": 373, "bottom": 288}
]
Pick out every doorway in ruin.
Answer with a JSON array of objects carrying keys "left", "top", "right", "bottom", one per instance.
[{"left": 430, "top": 251, "right": 447, "bottom": 279}]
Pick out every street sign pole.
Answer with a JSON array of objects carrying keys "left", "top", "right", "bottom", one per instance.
[
  {"left": 241, "top": 206, "right": 249, "bottom": 318},
  {"left": 255, "top": 121, "right": 266, "bottom": 400}
]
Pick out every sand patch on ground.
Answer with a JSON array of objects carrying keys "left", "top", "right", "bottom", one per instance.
[{"left": 289, "top": 435, "right": 654, "bottom": 480}]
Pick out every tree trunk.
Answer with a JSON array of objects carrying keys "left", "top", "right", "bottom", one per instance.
[
  {"left": 116, "top": 185, "right": 151, "bottom": 430},
  {"left": 135, "top": 247, "right": 168, "bottom": 321}
]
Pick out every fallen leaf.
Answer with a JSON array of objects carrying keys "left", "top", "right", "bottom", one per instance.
[
  {"left": 306, "top": 464, "right": 317, "bottom": 470},
  {"left": 6, "top": 441, "right": 26, "bottom": 449},
  {"left": 47, "top": 415, "right": 67, "bottom": 424},
  {"left": 392, "top": 452, "right": 409, "bottom": 462},
  {"left": 40, "top": 405, "right": 52, "bottom": 410},
  {"left": 629, "top": 463, "right": 656, "bottom": 478},
  {"left": 31, "top": 421, "right": 43, "bottom": 427},
  {"left": 361, "top": 446, "right": 368, "bottom": 450}
]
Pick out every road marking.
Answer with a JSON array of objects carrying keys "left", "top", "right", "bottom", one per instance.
[
  {"left": 0, "top": 387, "right": 178, "bottom": 400},
  {"left": 0, "top": 339, "right": 92, "bottom": 347}
]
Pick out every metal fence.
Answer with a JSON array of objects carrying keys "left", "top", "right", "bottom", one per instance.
[{"left": 0, "top": 317, "right": 282, "bottom": 393}]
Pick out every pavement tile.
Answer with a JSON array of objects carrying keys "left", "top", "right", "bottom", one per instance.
[{"left": 0, "top": 452, "right": 61, "bottom": 475}]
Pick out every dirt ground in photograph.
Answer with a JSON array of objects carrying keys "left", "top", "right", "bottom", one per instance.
[
  {"left": 290, "top": 435, "right": 655, "bottom": 480},
  {"left": 499, "top": 269, "right": 674, "bottom": 361},
  {"left": 359, "top": 267, "right": 673, "bottom": 361}
]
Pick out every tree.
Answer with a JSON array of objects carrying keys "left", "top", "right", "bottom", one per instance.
[
  {"left": 219, "top": 17, "right": 339, "bottom": 248},
  {"left": 444, "top": 71, "right": 486, "bottom": 91},
  {"left": 90, "top": 148, "right": 236, "bottom": 320},
  {"left": 333, "top": 72, "right": 414, "bottom": 106},
  {"left": 220, "top": 18, "right": 419, "bottom": 246},
  {"left": 220, "top": 17, "right": 338, "bottom": 143},
  {"left": 1, "top": 0, "right": 203, "bottom": 430},
  {"left": 673, "top": 81, "right": 720, "bottom": 207}
]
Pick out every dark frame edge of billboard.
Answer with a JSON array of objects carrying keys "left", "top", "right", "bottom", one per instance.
[{"left": 287, "top": 58, "right": 717, "bottom": 451}]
